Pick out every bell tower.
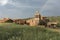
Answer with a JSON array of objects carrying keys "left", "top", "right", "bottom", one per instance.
[{"left": 34, "top": 11, "right": 41, "bottom": 25}]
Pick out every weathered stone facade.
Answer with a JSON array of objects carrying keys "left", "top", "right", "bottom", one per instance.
[
  {"left": 47, "top": 22, "right": 58, "bottom": 28},
  {"left": 26, "top": 11, "right": 42, "bottom": 26},
  {"left": 13, "top": 19, "right": 25, "bottom": 25}
]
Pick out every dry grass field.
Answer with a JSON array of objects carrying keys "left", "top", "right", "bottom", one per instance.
[{"left": 0, "top": 23, "right": 60, "bottom": 40}]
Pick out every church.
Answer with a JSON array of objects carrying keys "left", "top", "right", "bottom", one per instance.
[
  {"left": 0, "top": 11, "right": 58, "bottom": 27},
  {"left": 26, "top": 11, "right": 47, "bottom": 26}
]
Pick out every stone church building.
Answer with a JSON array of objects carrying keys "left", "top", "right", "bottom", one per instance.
[
  {"left": 26, "top": 11, "right": 58, "bottom": 27},
  {"left": 26, "top": 11, "right": 46, "bottom": 26}
]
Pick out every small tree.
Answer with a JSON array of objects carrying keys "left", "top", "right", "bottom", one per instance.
[
  {"left": 39, "top": 20, "right": 46, "bottom": 25},
  {"left": 39, "top": 19, "right": 49, "bottom": 27},
  {"left": 56, "top": 23, "right": 60, "bottom": 28},
  {"left": 5, "top": 19, "right": 13, "bottom": 23}
]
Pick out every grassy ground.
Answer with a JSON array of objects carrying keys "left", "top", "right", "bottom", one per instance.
[{"left": 0, "top": 23, "right": 60, "bottom": 40}]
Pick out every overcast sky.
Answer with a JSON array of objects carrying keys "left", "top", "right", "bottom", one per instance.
[{"left": 0, "top": 0, "right": 60, "bottom": 19}]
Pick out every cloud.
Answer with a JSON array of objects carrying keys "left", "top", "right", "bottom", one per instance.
[
  {"left": 31, "top": 0, "right": 41, "bottom": 2},
  {"left": 41, "top": 0, "right": 49, "bottom": 12},
  {"left": 7, "top": 0, "right": 47, "bottom": 8},
  {"left": 0, "top": 0, "right": 60, "bottom": 18},
  {"left": 0, "top": 0, "right": 8, "bottom": 6},
  {"left": 7, "top": 0, "right": 32, "bottom": 8},
  {"left": 41, "top": 0, "right": 60, "bottom": 11},
  {"left": 40, "top": 0, "right": 60, "bottom": 16}
]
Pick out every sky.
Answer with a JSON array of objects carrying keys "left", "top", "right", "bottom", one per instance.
[{"left": 0, "top": 0, "right": 60, "bottom": 19}]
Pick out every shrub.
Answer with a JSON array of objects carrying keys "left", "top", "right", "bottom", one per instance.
[{"left": 56, "top": 23, "right": 60, "bottom": 28}]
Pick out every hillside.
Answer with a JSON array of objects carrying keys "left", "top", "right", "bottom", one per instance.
[
  {"left": 48, "top": 16, "right": 60, "bottom": 22},
  {"left": 0, "top": 23, "right": 60, "bottom": 40}
]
